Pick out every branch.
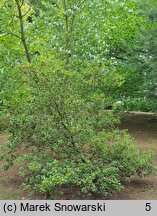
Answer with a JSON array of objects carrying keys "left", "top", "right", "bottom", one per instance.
[
  {"left": 52, "top": 97, "right": 75, "bottom": 146},
  {"left": 110, "top": 55, "right": 128, "bottom": 61},
  {"left": 8, "top": 32, "right": 22, "bottom": 39},
  {"left": 0, "top": 32, "right": 21, "bottom": 39},
  {"left": 62, "top": 0, "right": 70, "bottom": 64},
  {"left": 20, "top": 0, "right": 25, "bottom": 8},
  {"left": 22, "top": 7, "right": 31, "bottom": 17},
  {"left": 70, "top": 0, "right": 75, "bottom": 35},
  {"left": 1, "top": 1, "right": 7, "bottom": 8},
  {"left": 15, "top": 0, "right": 31, "bottom": 63},
  {"left": 76, "top": 0, "right": 86, "bottom": 8},
  {"left": 70, "top": 12, "right": 75, "bottom": 36}
]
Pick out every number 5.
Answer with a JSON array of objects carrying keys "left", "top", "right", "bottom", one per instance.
[{"left": 145, "top": 203, "right": 151, "bottom": 211}]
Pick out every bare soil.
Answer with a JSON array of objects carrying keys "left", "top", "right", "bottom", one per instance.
[
  {"left": 0, "top": 133, "right": 22, "bottom": 199},
  {"left": 112, "top": 112, "right": 157, "bottom": 200},
  {"left": 0, "top": 113, "right": 157, "bottom": 200}
]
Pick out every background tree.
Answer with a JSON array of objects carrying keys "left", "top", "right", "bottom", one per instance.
[
  {"left": 0, "top": 0, "right": 155, "bottom": 198},
  {"left": 118, "top": 0, "right": 157, "bottom": 112}
]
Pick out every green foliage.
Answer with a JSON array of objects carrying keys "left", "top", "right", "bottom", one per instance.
[
  {"left": 0, "top": 0, "right": 156, "bottom": 199},
  {"left": 2, "top": 60, "right": 154, "bottom": 198},
  {"left": 115, "top": 0, "right": 157, "bottom": 111},
  {"left": 0, "top": 110, "right": 9, "bottom": 131},
  {"left": 123, "top": 98, "right": 157, "bottom": 112},
  {"left": 16, "top": 130, "right": 154, "bottom": 198}
]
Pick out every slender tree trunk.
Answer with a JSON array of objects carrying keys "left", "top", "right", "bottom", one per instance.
[
  {"left": 63, "top": 0, "right": 70, "bottom": 64},
  {"left": 62, "top": 0, "right": 86, "bottom": 64},
  {"left": 15, "top": 0, "right": 31, "bottom": 63}
]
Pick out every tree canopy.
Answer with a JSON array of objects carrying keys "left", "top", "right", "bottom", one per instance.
[{"left": 0, "top": 0, "right": 156, "bottom": 198}]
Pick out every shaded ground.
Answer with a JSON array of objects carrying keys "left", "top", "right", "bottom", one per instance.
[
  {"left": 112, "top": 112, "right": 157, "bottom": 200},
  {"left": 0, "top": 113, "right": 157, "bottom": 199},
  {"left": 0, "top": 133, "right": 43, "bottom": 200},
  {"left": 0, "top": 133, "right": 22, "bottom": 199}
]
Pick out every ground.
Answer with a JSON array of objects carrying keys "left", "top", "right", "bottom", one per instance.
[
  {"left": 0, "top": 133, "right": 22, "bottom": 199},
  {"left": 0, "top": 113, "right": 157, "bottom": 199},
  {"left": 113, "top": 112, "right": 157, "bottom": 200}
]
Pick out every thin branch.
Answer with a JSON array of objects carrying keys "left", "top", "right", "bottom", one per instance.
[
  {"left": 15, "top": 0, "right": 31, "bottom": 63},
  {"left": 76, "top": 0, "right": 86, "bottom": 8},
  {"left": 1, "top": 1, "right": 7, "bottom": 8},
  {"left": 110, "top": 55, "right": 128, "bottom": 61},
  {"left": 70, "top": 12, "right": 75, "bottom": 36},
  {"left": 63, "top": 0, "right": 70, "bottom": 64},
  {"left": 8, "top": 32, "right": 22, "bottom": 39},
  {"left": 51, "top": 97, "right": 75, "bottom": 146},
  {"left": 0, "top": 32, "right": 21, "bottom": 39},
  {"left": 22, "top": 7, "right": 31, "bottom": 17},
  {"left": 70, "top": 0, "right": 75, "bottom": 35},
  {"left": 20, "top": 0, "right": 25, "bottom": 8}
]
